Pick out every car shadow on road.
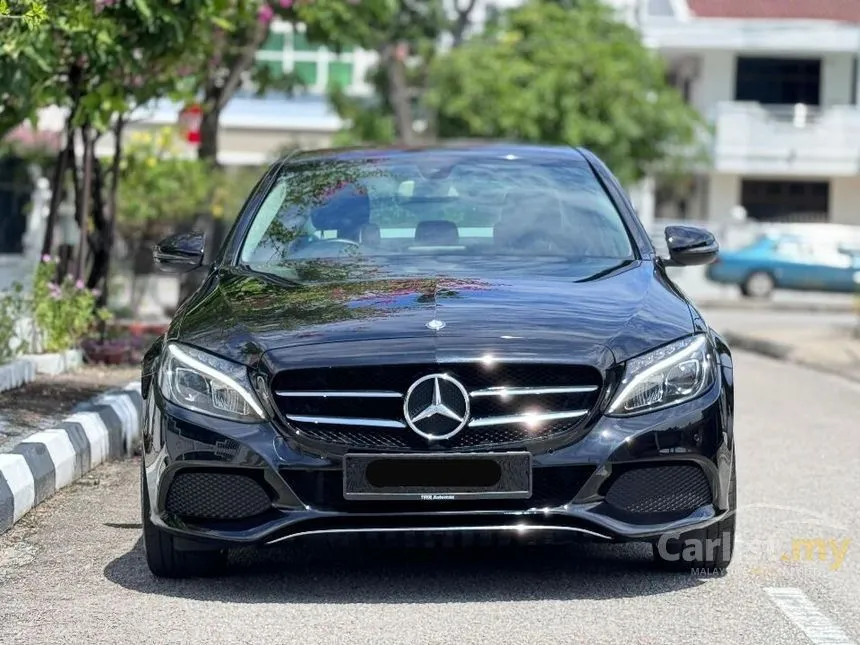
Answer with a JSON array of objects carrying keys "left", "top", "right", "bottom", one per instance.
[{"left": 104, "top": 535, "right": 712, "bottom": 603}]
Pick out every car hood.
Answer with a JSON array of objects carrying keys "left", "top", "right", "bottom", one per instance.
[{"left": 172, "top": 260, "right": 694, "bottom": 370}]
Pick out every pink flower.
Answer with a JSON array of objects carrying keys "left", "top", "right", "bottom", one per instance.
[
  {"left": 75, "top": 280, "right": 85, "bottom": 290},
  {"left": 41, "top": 254, "right": 52, "bottom": 263},
  {"left": 91, "top": 289, "right": 102, "bottom": 298},
  {"left": 279, "top": 0, "right": 293, "bottom": 7},
  {"left": 258, "top": 3, "right": 274, "bottom": 23}
]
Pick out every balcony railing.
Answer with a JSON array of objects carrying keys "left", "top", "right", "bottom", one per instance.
[{"left": 711, "top": 102, "right": 860, "bottom": 175}]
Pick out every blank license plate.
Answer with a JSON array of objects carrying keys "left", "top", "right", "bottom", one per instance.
[{"left": 343, "top": 452, "right": 532, "bottom": 501}]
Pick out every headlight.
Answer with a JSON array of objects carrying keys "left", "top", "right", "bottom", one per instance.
[
  {"left": 159, "top": 343, "right": 265, "bottom": 422},
  {"left": 607, "top": 335, "right": 715, "bottom": 416}
]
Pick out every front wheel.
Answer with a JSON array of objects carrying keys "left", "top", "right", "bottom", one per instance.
[
  {"left": 652, "top": 463, "right": 737, "bottom": 572},
  {"left": 141, "top": 461, "right": 227, "bottom": 578},
  {"left": 740, "top": 271, "right": 775, "bottom": 299}
]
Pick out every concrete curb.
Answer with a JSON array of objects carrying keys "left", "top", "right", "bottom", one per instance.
[
  {"left": 21, "top": 349, "right": 84, "bottom": 376},
  {"left": 721, "top": 331, "right": 793, "bottom": 360},
  {"left": 0, "top": 359, "right": 36, "bottom": 394},
  {"left": 0, "top": 380, "right": 142, "bottom": 535},
  {"left": 723, "top": 330, "right": 860, "bottom": 385}
]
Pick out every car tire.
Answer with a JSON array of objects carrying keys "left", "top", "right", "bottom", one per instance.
[
  {"left": 652, "top": 461, "right": 737, "bottom": 572},
  {"left": 740, "top": 271, "right": 775, "bottom": 299},
  {"left": 141, "top": 460, "right": 228, "bottom": 579}
]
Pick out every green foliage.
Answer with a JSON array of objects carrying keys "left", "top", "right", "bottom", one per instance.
[
  {"left": 0, "top": 0, "right": 48, "bottom": 28},
  {"left": 0, "top": 282, "right": 25, "bottom": 365},
  {"left": 116, "top": 128, "right": 213, "bottom": 238},
  {"left": 426, "top": 0, "right": 703, "bottom": 184},
  {"left": 330, "top": 93, "right": 397, "bottom": 147},
  {"left": 328, "top": 0, "right": 449, "bottom": 144},
  {"left": 31, "top": 257, "right": 105, "bottom": 352},
  {"left": 0, "top": 0, "right": 228, "bottom": 138}
]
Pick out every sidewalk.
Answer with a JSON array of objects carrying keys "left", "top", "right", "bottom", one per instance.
[
  {"left": 668, "top": 266, "right": 858, "bottom": 313},
  {"left": 721, "top": 324, "right": 860, "bottom": 383}
]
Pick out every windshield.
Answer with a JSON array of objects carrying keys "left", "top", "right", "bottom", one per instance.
[{"left": 239, "top": 155, "right": 635, "bottom": 281}]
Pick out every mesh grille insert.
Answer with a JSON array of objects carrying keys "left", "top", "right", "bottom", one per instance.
[
  {"left": 604, "top": 464, "right": 712, "bottom": 515},
  {"left": 165, "top": 471, "right": 272, "bottom": 520}
]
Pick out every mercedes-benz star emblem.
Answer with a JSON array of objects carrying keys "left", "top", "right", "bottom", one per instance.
[{"left": 403, "top": 373, "right": 470, "bottom": 441}]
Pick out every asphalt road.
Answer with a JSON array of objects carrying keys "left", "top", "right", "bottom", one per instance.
[{"left": 1, "top": 351, "right": 858, "bottom": 645}]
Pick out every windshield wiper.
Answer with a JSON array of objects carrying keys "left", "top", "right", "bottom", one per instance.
[{"left": 574, "top": 259, "right": 636, "bottom": 283}]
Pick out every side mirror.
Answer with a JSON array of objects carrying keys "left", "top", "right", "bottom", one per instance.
[
  {"left": 663, "top": 225, "right": 719, "bottom": 267},
  {"left": 153, "top": 232, "right": 206, "bottom": 273}
]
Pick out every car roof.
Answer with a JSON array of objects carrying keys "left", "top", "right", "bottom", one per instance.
[{"left": 279, "top": 142, "right": 591, "bottom": 165}]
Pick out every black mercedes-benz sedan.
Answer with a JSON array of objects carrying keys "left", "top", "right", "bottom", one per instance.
[{"left": 141, "top": 143, "right": 735, "bottom": 578}]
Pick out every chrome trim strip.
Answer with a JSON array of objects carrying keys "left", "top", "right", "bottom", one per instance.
[
  {"left": 470, "top": 385, "right": 599, "bottom": 397},
  {"left": 266, "top": 524, "right": 612, "bottom": 545},
  {"left": 285, "top": 415, "right": 406, "bottom": 429},
  {"left": 468, "top": 410, "right": 589, "bottom": 427},
  {"left": 276, "top": 390, "right": 402, "bottom": 399}
]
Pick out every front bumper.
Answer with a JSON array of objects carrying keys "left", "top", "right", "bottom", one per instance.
[{"left": 141, "top": 378, "right": 734, "bottom": 549}]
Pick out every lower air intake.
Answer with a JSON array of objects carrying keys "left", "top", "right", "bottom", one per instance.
[
  {"left": 165, "top": 471, "right": 272, "bottom": 520},
  {"left": 604, "top": 464, "right": 711, "bottom": 515}
]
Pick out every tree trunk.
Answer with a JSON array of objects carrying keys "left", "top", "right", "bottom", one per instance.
[
  {"left": 86, "top": 156, "right": 107, "bottom": 290},
  {"left": 42, "top": 131, "right": 73, "bottom": 258},
  {"left": 198, "top": 106, "right": 220, "bottom": 163},
  {"left": 385, "top": 44, "right": 415, "bottom": 146},
  {"left": 88, "top": 117, "right": 124, "bottom": 308},
  {"left": 56, "top": 128, "right": 80, "bottom": 281},
  {"left": 451, "top": 0, "right": 478, "bottom": 46},
  {"left": 42, "top": 67, "right": 82, "bottom": 258},
  {"left": 75, "top": 125, "right": 94, "bottom": 281}
]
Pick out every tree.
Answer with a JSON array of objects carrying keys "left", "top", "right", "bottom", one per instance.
[
  {"left": 330, "top": 0, "right": 477, "bottom": 146},
  {"left": 174, "top": 0, "right": 395, "bottom": 303},
  {"left": 2, "top": 0, "right": 228, "bottom": 292},
  {"left": 191, "top": 0, "right": 394, "bottom": 163},
  {"left": 425, "top": 0, "right": 703, "bottom": 185}
]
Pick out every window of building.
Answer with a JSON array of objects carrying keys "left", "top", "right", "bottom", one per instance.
[
  {"left": 251, "top": 22, "right": 359, "bottom": 93},
  {"left": 740, "top": 180, "right": 829, "bottom": 223},
  {"left": 735, "top": 57, "right": 822, "bottom": 106}
]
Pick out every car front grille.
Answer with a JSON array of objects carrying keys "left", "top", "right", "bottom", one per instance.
[
  {"left": 281, "top": 464, "right": 596, "bottom": 512},
  {"left": 270, "top": 362, "right": 603, "bottom": 451}
]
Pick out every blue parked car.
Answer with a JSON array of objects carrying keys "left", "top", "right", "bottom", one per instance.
[{"left": 705, "top": 232, "right": 860, "bottom": 298}]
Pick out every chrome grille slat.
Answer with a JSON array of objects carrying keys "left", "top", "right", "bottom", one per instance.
[
  {"left": 285, "top": 415, "right": 406, "bottom": 429},
  {"left": 272, "top": 362, "right": 603, "bottom": 450},
  {"left": 468, "top": 410, "right": 589, "bottom": 428},
  {"left": 470, "top": 385, "right": 598, "bottom": 397},
  {"left": 276, "top": 390, "right": 402, "bottom": 399}
]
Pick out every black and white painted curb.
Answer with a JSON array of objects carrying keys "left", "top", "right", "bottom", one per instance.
[{"left": 0, "top": 381, "right": 142, "bottom": 534}]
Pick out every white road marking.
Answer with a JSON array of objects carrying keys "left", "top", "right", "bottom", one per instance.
[
  {"left": 765, "top": 587, "right": 856, "bottom": 645},
  {"left": 0, "top": 454, "right": 35, "bottom": 522},
  {"left": 22, "top": 429, "right": 77, "bottom": 490}
]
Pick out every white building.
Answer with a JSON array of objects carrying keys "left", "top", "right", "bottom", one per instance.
[
  {"left": 635, "top": 0, "right": 860, "bottom": 228},
  {"left": 115, "top": 0, "right": 860, "bottom": 228}
]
